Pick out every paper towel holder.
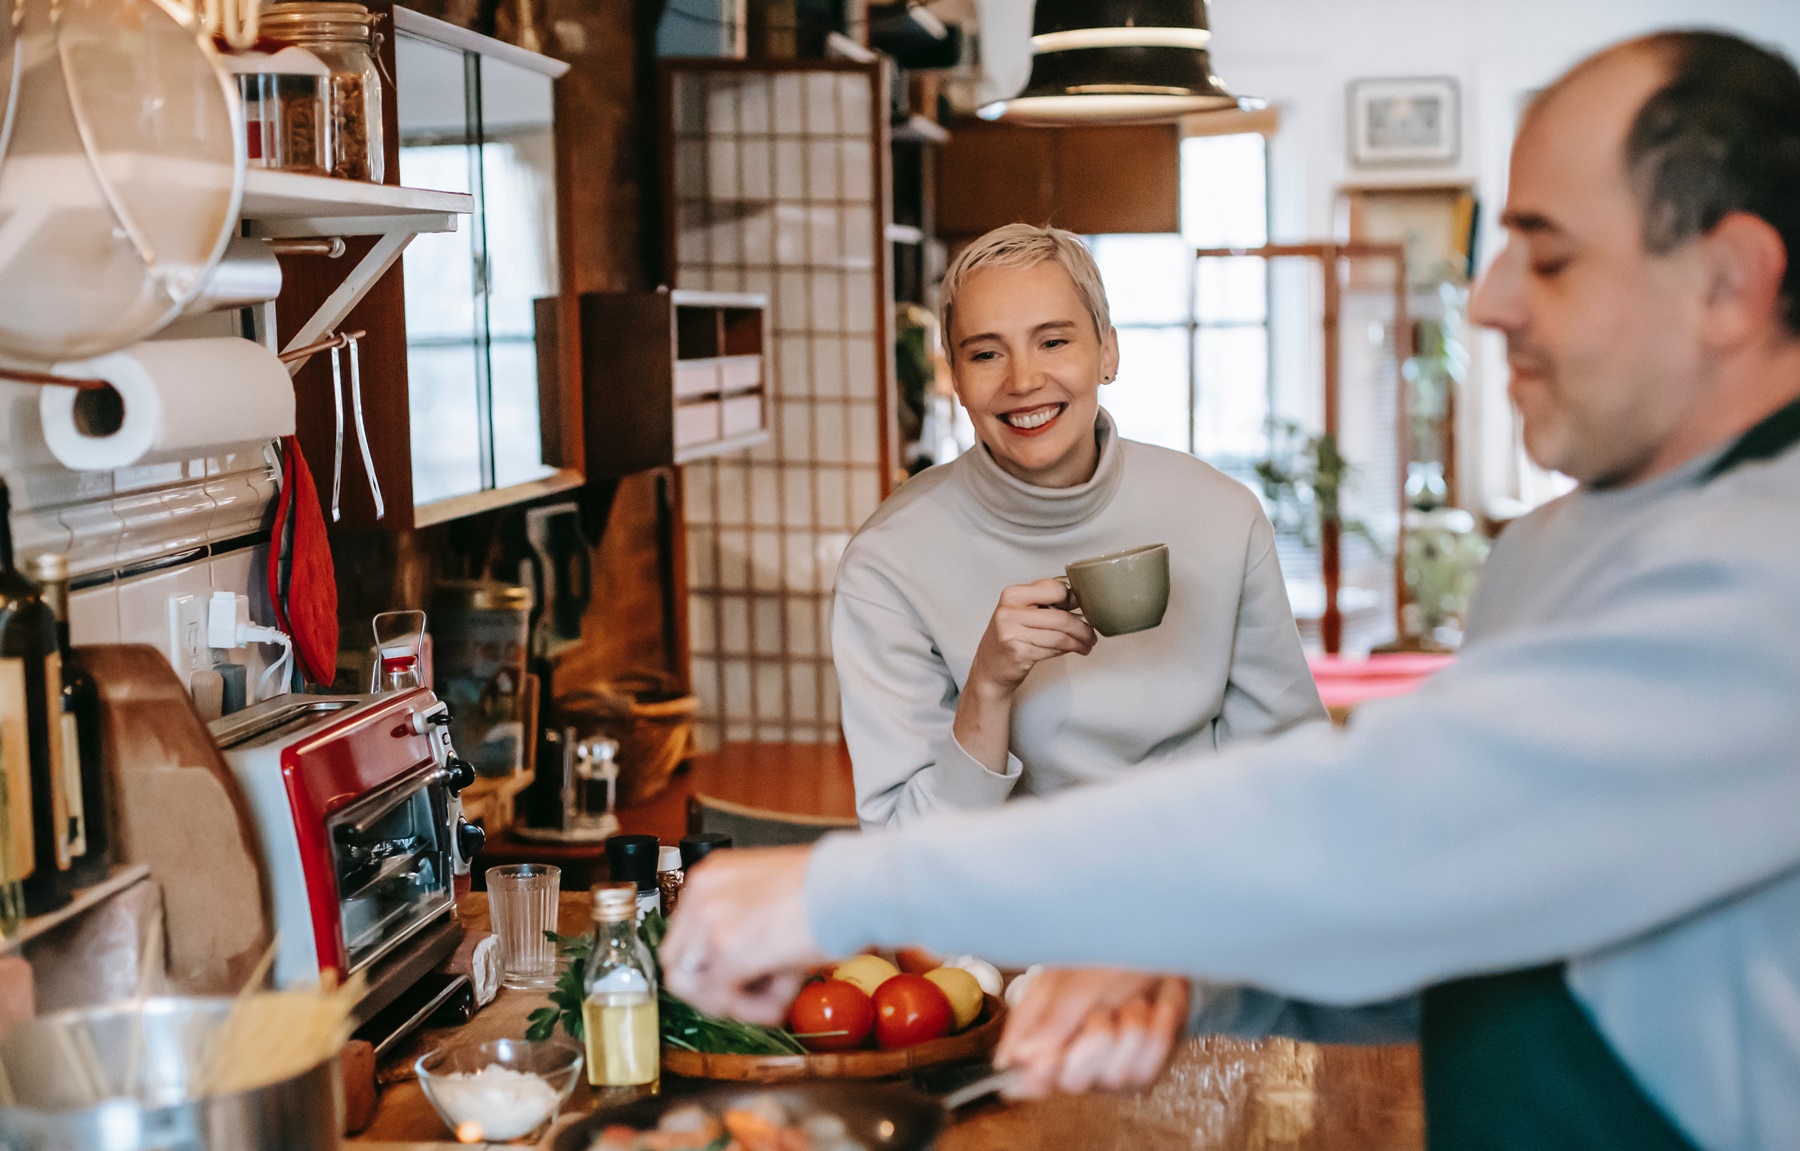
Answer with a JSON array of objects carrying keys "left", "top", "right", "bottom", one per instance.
[{"left": 0, "top": 365, "right": 112, "bottom": 392}]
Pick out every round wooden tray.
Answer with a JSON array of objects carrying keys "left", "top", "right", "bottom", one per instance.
[{"left": 662, "top": 995, "right": 1006, "bottom": 1083}]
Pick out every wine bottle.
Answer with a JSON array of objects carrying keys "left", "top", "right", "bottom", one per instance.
[
  {"left": 0, "top": 484, "right": 36, "bottom": 926},
  {"left": 0, "top": 483, "right": 71, "bottom": 915},
  {"left": 30, "top": 552, "right": 111, "bottom": 889}
]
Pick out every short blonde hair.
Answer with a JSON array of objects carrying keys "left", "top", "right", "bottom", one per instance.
[{"left": 938, "top": 224, "right": 1112, "bottom": 354}]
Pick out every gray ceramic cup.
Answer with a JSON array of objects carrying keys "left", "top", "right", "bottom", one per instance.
[{"left": 1062, "top": 543, "right": 1170, "bottom": 636}]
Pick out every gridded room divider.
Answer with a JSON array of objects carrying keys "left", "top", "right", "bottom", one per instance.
[{"left": 666, "top": 60, "right": 897, "bottom": 748}]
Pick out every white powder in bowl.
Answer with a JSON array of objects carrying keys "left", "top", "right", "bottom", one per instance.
[{"left": 428, "top": 1064, "right": 562, "bottom": 1141}]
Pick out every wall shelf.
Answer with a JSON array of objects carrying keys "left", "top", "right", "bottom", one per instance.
[{"left": 241, "top": 171, "right": 471, "bottom": 238}]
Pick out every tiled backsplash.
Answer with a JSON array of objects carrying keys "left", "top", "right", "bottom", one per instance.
[
  {"left": 2, "top": 379, "right": 281, "bottom": 670},
  {"left": 673, "top": 63, "right": 895, "bottom": 748}
]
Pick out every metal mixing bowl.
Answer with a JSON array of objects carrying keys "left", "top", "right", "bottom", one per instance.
[{"left": 0, "top": 997, "right": 341, "bottom": 1151}]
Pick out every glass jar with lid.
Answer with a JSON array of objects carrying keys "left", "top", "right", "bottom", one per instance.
[
  {"left": 259, "top": 2, "right": 385, "bottom": 181},
  {"left": 223, "top": 45, "right": 332, "bottom": 175}
]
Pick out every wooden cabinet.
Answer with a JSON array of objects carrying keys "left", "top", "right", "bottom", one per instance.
[
  {"left": 578, "top": 290, "right": 770, "bottom": 477},
  {"left": 936, "top": 121, "right": 1180, "bottom": 239}
]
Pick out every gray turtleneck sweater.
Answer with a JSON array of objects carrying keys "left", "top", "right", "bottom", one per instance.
[{"left": 831, "top": 410, "right": 1326, "bottom": 828}]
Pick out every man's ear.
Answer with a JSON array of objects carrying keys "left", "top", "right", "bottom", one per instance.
[{"left": 1700, "top": 211, "right": 1789, "bottom": 349}]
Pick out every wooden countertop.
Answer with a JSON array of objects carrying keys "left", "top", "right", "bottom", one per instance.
[{"left": 354, "top": 893, "right": 1423, "bottom": 1150}]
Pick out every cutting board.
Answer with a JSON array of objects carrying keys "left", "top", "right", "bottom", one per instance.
[{"left": 77, "top": 644, "right": 272, "bottom": 994}]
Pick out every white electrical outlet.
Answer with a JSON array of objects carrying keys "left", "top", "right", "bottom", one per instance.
[{"left": 166, "top": 594, "right": 209, "bottom": 684}]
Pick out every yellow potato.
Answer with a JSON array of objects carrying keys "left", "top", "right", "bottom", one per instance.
[
  {"left": 924, "top": 966, "right": 984, "bottom": 1030},
  {"left": 833, "top": 955, "right": 900, "bottom": 998}
]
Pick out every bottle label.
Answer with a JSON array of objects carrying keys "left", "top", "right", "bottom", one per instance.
[
  {"left": 0, "top": 659, "right": 37, "bottom": 885},
  {"left": 41, "top": 652, "right": 71, "bottom": 871}
]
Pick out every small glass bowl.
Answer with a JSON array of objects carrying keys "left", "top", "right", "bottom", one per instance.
[{"left": 416, "top": 1038, "right": 584, "bottom": 1144}]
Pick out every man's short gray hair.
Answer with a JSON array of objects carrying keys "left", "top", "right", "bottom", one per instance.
[{"left": 938, "top": 224, "right": 1112, "bottom": 354}]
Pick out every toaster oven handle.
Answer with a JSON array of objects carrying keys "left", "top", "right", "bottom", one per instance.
[{"left": 339, "top": 767, "right": 450, "bottom": 838}]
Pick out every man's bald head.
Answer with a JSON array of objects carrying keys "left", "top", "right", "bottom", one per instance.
[{"left": 1473, "top": 30, "right": 1800, "bottom": 488}]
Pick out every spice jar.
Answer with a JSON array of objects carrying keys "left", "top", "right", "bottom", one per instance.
[
  {"left": 224, "top": 46, "right": 331, "bottom": 174},
  {"left": 259, "top": 2, "right": 385, "bottom": 182}
]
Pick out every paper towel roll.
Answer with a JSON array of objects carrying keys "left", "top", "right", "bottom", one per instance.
[{"left": 39, "top": 337, "right": 296, "bottom": 470}]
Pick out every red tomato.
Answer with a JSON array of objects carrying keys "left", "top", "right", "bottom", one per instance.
[
  {"left": 787, "top": 979, "right": 876, "bottom": 1052},
  {"left": 872, "top": 974, "right": 953, "bottom": 1050}
]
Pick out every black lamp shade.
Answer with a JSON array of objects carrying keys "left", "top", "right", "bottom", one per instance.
[{"left": 982, "top": 0, "right": 1259, "bottom": 125}]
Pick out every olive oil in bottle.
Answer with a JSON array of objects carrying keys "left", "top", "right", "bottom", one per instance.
[
  {"left": 582, "top": 884, "right": 660, "bottom": 1087},
  {"left": 0, "top": 483, "right": 67, "bottom": 916}
]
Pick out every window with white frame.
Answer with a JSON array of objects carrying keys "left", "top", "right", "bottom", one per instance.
[{"left": 1089, "top": 132, "right": 1271, "bottom": 475}]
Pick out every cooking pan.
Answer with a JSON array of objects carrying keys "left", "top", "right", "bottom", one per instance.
[{"left": 552, "top": 1071, "right": 1016, "bottom": 1151}]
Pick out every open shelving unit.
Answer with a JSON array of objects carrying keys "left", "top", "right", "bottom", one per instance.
[
  {"left": 238, "top": 171, "right": 474, "bottom": 375},
  {"left": 0, "top": 863, "right": 152, "bottom": 957}
]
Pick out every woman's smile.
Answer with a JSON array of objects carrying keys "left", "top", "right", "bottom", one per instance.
[{"left": 999, "top": 402, "right": 1067, "bottom": 436}]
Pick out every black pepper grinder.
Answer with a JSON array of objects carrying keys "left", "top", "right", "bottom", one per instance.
[
  {"left": 605, "top": 834, "right": 662, "bottom": 920},
  {"left": 679, "top": 833, "right": 733, "bottom": 869}
]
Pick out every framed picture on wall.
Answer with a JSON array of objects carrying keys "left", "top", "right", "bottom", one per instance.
[{"left": 1348, "top": 77, "right": 1460, "bottom": 167}]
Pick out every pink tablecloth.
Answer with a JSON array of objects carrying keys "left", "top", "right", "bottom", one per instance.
[{"left": 1308, "top": 653, "right": 1454, "bottom": 715}]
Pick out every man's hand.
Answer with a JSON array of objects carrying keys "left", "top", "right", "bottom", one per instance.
[
  {"left": 662, "top": 846, "right": 828, "bottom": 1025},
  {"left": 995, "top": 969, "right": 1191, "bottom": 1098}
]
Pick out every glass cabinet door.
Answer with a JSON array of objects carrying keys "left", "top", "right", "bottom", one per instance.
[{"left": 395, "top": 28, "right": 564, "bottom": 514}]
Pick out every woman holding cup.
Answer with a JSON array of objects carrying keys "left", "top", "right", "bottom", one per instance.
[{"left": 834, "top": 224, "right": 1325, "bottom": 827}]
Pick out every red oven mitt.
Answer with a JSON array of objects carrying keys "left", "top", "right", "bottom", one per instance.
[{"left": 269, "top": 435, "right": 339, "bottom": 686}]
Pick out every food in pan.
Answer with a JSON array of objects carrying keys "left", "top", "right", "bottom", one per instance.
[{"left": 591, "top": 1095, "right": 868, "bottom": 1151}]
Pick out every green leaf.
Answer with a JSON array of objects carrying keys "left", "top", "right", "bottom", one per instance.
[{"left": 525, "top": 1007, "right": 557, "bottom": 1042}]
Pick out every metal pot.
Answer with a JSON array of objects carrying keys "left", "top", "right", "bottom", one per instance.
[{"left": 0, "top": 997, "right": 342, "bottom": 1151}]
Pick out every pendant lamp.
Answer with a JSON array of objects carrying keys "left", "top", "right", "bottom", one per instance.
[{"left": 980, "top": 0, "right": 1261, "bottom": 125}]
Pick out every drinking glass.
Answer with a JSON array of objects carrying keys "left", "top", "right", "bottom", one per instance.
[{"left": 487, "top": 864, "right": 561, "bottom": 989}]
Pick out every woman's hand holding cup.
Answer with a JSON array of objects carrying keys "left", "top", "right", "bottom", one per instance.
[
  {"left": 972, "top": 578, "right": 1098, "bottom": 693},
  {"left": 953, "top": 579, "right": 1096, "bottom": 774}
]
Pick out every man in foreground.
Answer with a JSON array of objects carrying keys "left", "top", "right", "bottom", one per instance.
[{"left": 665, "top": 30, "right": 1800, "bottom": 1149}]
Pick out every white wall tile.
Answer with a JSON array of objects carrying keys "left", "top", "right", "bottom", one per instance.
[
  {"left": 807, "top": 206, "right": 841, "bottom": 267},
  {"left": 205, "top": 474, "right": 264, "bottom": 541},
  {"left": 778, "top": 402, "right": 811, "bottom": 458},
  {"left": 840, "top": 138, "right": 874, "bottom": 203},
  {"left": 844, "top": 272, "right": 877, "bottom": 335},
  {"left": 12, "top": 504, "right": 70, "bottom": 561},
  {"left": 706, "top": 75, "right": 739, "bottom": 134},
  {"left": 709, "top": 215, "right": 743, "bottom": 265},
  {"left": 806, "top": 139, "right": 841, "bottom": 201},
  {"left": 850, "top": 403, "right": 879, "bottom": 465},
  {"left": 752, "top": 597, "right": 783, "bottom": 656},
  {"left": 774, "top": 139, "right": 806, "bottom": 200},
  {"left": 688, "top": 597, "right": 716, "bottom": 655},
  {"left": 677, "top": 141, "right": 706, "bottom": 200},
  {"left": 713, "top": 460, "right": 747, "bottom": 524},
  {"left": 59, "top": 500, "right": 122, "bottom": 576},
  {"left": 750, "top": 530, "right": 781, "bottom": 591},
  {"left": 750, "top": 466, "right": 779, "bottom": 527},
  {"left": 687, "top": 526, "right": 715, "bottom": 586},
  {"left": 115, "top": 567, "right": 192, "bottom": 659},
  {"left": 775, "top": 270, "right": 810, "bottom": 332},
  {"left": 810, "top": 271, "right": 844, "bottom": 333},
  {"left": 775, "top": 335, "right": 810, "bottom": 397},
  {"left": 754, "top": 662, "right": 785, "bottom": 723},
  {"left": 773, "top": 74, "right": 804, "bottom": 135},
  {"left": 720, "top": 594, "right": 749, "bottom": 654},
  {"left": 811, "top": 336, "right": 845, "bottom": 397},
  {"left": 684, "top": 468, "right": 715, "bottom": 522},
  {"left": 742, "top": 269, "right": 774, "bottom": 301},
  {"left": 838, "top": 73, "right": 872, "bottom": 134},
  {"left": 816, "top": 404, "right": 847, "bottom": 464},
  {"left": 774, "top": 205, "right": 807, "bottom": 266},
  {"left": 844, "top": 336, "right": 878, "bottom": 400},
  {"left": 68, "top": 586, "right": 120, "bottom": 646},
  {"left": 725, "top": 721, "right": 754, "bottom": 743},
  {"left": 742, "top": 205, "right": 773, "bottom": 264},
  {"left": 707, "top": 138, "right": 740, "bottom": 200},
  {"left": 741, "top": 139, "right": 772, "bottom": 201},
  {"left": 712, "top": 267, "right": 745, "bottom": 294},
  {"left": 783, "top": 531, "right": 815, "bottom": 594},
  {"left": 162, "top": 487, "right": 215, "bottom": 554},
  {"left": 788, "top": 662, "right": 819, "bottom": 723},
  {"left": 722, "top": 658, "right": 752, "bottom": 721},
  {"left": 781, "top": 467, "right": 813, "bottom": 526},
  {"left": 805, "top": 73, "right": 839, "bottom": 134},
  {"left": 717, "top": 529, "right": 750, "bottom": 590},
  {"left": 788, "top": 596, "right": 818, "bottom": 657},
  {"left": 842, "top": 204, "right": 874, "bottom": 267},
  {"left": 739, "top": 76, "right": 771, "bottom": 134},
  {"left": 112, "top": 491, "right": 177, "bottom": 570},
  {"left": 815, "top": 469, "right": 848, "bottom": 530}
]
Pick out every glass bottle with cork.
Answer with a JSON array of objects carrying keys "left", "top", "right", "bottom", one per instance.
[{"left": 582, "top": 883, "right": 660, "bottom": 1089}]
